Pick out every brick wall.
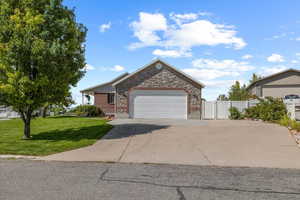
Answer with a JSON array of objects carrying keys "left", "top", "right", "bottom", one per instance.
[
  {"left": 115, "top": 62, "right": 202, "bottom": 119},
  {"left": 94, "top": 93, "right": 115, "bottom": 114}
]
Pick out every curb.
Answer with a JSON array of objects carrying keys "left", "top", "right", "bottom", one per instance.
[
  {"left": 288, "top": 129, "right": 300, "bottom": 148},
  {"left": 0, "top": 155, "right": 40, "bottom": 160}
]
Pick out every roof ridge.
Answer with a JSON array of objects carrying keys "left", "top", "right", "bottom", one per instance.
[
  {"left": 80, "top": 72, "right": 129, "bottom": 93},
  {"left": 112, "top": 59, "right": 205, "bottom": 88},
  {"left": 247, "top": 68, "right": 300, "bottom": 89}
]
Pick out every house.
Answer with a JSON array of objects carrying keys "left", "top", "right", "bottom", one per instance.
[
  {"left": 0, "top": 106, "right": 20, "bottom": 119},
  {"left": 81, "top": 59, "right": 205, "bottom": 119},
  {"left": 247, "top": 69, "right": 300, "bottom": 98}
]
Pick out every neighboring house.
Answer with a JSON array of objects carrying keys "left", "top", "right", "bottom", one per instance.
[
  {"left": 81, "top": 59, "right": 204, "bottom": 119},
  {"left": 247, "top": 69, "right": 300, "bottom": 98},
  {"left": 0, "top": 106, "right": 20, "bottom": 119}
]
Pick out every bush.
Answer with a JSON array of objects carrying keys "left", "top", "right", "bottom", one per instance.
[
  {"left": 278, "top": 115, "right": 292, "bottom": 127},
  {"left": 71, "top": 105, "right": 104, "bottom": 117},
  {"left": 291, "top": 120, "right": 300, "bottom": 132},
  {"left": 278, "top": 115, "right": 300, "bottom": 132},
  {"left": 229, "top": 107, "right": 244, "bottom": 120},
  {"left": 244, "top": 97, "right": 287, "bottom": 122}
]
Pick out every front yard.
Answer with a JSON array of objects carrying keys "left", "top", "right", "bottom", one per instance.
[{"left": 0, "top": 117, "right": 113, "bottom": 156}]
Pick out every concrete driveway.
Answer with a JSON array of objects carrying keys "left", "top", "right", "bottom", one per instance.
[{"left": 43, "top": 119, "right": 300, "bottom": 168}]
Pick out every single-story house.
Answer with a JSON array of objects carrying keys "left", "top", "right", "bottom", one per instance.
[
  {"left": 81, "top": 59, "right": 204, "bottom": 119},
  {"left": 247, "top": 68, "right": 300, "bottom": 98},
  {"left": 0, "top": 106, "right": 19, "bottom": 119}
]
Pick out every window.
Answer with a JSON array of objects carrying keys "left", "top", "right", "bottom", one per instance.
[{"left": 107, "top": 93, "right": 115, "bottom": 104}]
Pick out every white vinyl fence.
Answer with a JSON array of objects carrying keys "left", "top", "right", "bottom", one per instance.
[
  {"left": 285, "top": 102, "right": 300, "bottom": 120},
  {"left": 202, "top": 100, "right": 300, "bottom": 120},
  {"left": 0, "top": 106, "right": 20, "bottom": 119},
  {"left": 202, "top": 100, "right": 259, "bottom": 120}
]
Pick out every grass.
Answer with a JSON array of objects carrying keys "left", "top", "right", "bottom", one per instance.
[{"left": 0, "top": 116, "right": 113, "bottom": 156}]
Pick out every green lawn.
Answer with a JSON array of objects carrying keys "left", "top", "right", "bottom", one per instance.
[{"left": 0, "top": 116, "right": 113, "bottom": 156}]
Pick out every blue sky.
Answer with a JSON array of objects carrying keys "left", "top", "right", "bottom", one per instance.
[{"left": 64, "top": 0, "right": 300, "bottom": 103}]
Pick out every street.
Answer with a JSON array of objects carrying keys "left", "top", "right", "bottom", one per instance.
[{"left": 1, "top": 160, "right": 300, "bottom": 200}]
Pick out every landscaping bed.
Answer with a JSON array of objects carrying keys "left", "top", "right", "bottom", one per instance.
[{"left": 0, "top": 116, "right": 113, "bottom": 156}]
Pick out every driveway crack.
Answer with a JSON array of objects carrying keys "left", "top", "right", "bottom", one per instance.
[
  {"left": 197, "top": 147, "right": 212, "bottom": 165},
  {"left": 99, "top": 176, "right": 300, "bottom": 196},
  {"left": 117, "top": 127, "right": 136, "bottom": 162},
  {"left": 96, "top": 167, "right": 110, "bottom": 184},
  {"left": 176, "top": 187, "right": 186, "bottom": 200}
]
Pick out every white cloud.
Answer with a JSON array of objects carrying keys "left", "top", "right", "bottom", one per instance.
[
  {"left": 242, "top": 54, "right": 253, "bottom": 59},
  {"left": 192, "top": 58, "right": 254, "bottom": 72},
  {"left": 165, "top": 20, "right": 246, "bottom": 51},
  {"left": 169, "top": 13, "right": 199, "bottom": 25},
  {"left": 129, "top": 12, "right": 246, "bottom": 57},
  {"left": 203, "top": 79, "right": 246, "bottom": 87},
  {"left": 295, "top": 37, "right": 300, "bottom": 41},
  {"left": 129, "top": 12, "right": 167, "bottom": 49},
  {"left": 296, "top": 53, "right": 300, "bottom": 57},
  {"left": 84, "top": 64, "right": 95, "bottom": 71},
  {"left": 183, "top": 68, "right": 239, "bottom": 80},
  {"left": 267, "top": 54, "right": 284, "bottom": 63},
  {"left": 260, "top": 66, "right": 287, "bottom": 76},
  {"left": 100, "top": 22, "right": 111, "bottom": 32},
  {"left": 182, "top": 58, "right": 254, "bottom": 81},
  {"left": 291, "top": 60, "right": 299, "bottom": 64},
  {"left": 111, "top": 65, "right": 125, "bottom": 72},
  {"left": 265, "top": 33, "right": 287, "bottom": 40},
  {"left": 152, "top": 49, "right": 191, "bottom": 58},
  {"left": 99, "top": 65, "right": 125, "bottom": 72}
]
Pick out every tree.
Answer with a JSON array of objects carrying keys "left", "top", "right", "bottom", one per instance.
[
  {"left": 228, "top": 81, "right": 250, "bottom": 101},
  {"left": 217, "top": 94, "right": 228, "bottom": 101},
  {"left": 0, "top": 0, "right": 87, "bottom": 139},
  {"left": 42, "top": 95, "right": 74, "bottom": 118},
  {"left": 249, "top": 73, "right": 261, "bottom": 84}
]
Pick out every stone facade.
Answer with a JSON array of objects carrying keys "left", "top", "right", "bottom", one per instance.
[{"left": 115, "top": 61, "right": 203, "bottom": 119}]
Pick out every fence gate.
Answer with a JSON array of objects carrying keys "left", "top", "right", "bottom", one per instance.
[{"left": 202, "top": 101, "right": 216, "bottom": 119}]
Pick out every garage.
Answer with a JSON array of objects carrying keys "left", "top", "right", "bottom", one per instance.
[{"left": 129, "top": 89, "right": 188, "bottom": 119}]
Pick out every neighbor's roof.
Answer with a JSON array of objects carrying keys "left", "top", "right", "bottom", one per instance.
[
  {"left": 247, "top": 68, "right": 300, "bottom": 90},
  {"left": 112, "top": 58, "right": 205, "bottom": 88},
  {"left": 80, "top": 72, "right": 129, "bottom": 93}
]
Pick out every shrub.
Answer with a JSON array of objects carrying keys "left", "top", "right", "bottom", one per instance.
[
  {"left": 278, "top": 115, "right": 292, "bottom": 127},
  {"left": 278, "top": 115, "right": 300, "bottom": 132},
  {"left": 244, "top": 106, "right": 260, "bottom": 119},
  {"left": 229, "top": 107, "right": 244, "bottom": 120},
  {"left": 244, "top": 97, "right": 287, "bottom": 122},
  {"left": 71, "top": 105, "right": 104, "bottom": 117}
]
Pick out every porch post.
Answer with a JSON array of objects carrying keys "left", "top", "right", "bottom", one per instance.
[{"left": 82, "top": 93, "right": 84, "bottom": 105}]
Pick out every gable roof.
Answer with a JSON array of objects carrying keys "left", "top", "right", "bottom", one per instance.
[
  {"left": 80, "top": 72, "right": 129, "bottom": 93},
  {"left": 247, "top": 68, "right": 300, "bottom": 90},
  {"left": 112, "top": 58, "right": 205, "bottom": 88}
]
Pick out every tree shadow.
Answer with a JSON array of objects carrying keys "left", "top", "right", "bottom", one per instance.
[
  {"left": 103, "top": 123, "right": 170, "bottom": 139},
  {"left": 30, "top": 123, "right": 169, "bottom": 141},
  {"left": 31, "top": 124, "right": 113, "bottom": 142}
]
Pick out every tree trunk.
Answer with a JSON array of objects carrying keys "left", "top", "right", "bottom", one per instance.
[
  {"left": 23, "top": 118, "right": 31, "bottom": 139},
  {"left": 21, "top": 111, "right": 32, "bottom": 139},
  {"left": 42, "top": 105, "right": 48, "bottom": 118}
]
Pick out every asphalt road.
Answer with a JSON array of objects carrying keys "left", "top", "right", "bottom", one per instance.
[{"left": 1, "top": 160, "right": 300, "bottom": 200}]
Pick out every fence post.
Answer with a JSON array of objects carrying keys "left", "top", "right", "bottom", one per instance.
[{"left": 214, "top": 101, "right": 217, "bottom": 120}]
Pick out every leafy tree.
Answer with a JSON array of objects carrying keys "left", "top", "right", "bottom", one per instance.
[
  {"left": 0, "top": 0, "right": 87, "bottom": 139},
  {"left": 217, "top": 94, "right": 228, "bottom": 101},
  {"left": 249, "top": 73, "right": 261, "bottom": 84},
  {"left": 42, "top": 95, "right": 74, "bottom": 118},
  {"left": 228, "top": 81, "right": 250, "bottom": 101}
]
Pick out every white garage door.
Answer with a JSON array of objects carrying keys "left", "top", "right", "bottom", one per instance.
[{"left": 130, "top": 90, "right": 188, "bottom": 119}]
